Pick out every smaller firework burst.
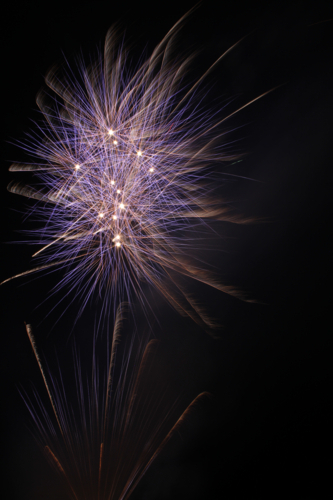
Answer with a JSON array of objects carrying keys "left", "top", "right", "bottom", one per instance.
[{"left": 21, "top": 306, "right": 208, "bottom": 500}]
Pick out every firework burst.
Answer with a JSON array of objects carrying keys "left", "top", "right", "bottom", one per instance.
[
  {"left": 3, "top": 13, "right": 261, "bottom": 327},
  {"left": 22, "top": 307, "right": 208, "bottom": 500}
]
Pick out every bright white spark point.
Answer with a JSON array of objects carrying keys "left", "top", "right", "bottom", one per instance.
[
  {"left": 119, "top": 203, "right": 125, "bottom": 210},
  {"left": 75, "top": 164, "right": 80, "bottom": 170},
  {"left": 111, "top": 180, "right": 115, "bottom": 185},
  {"left": 99, "top": 213, "right": 104, "bottom": 218},
  {"left": 113, "top": 140, "right": 118, "bottom": 145},
  {"left": 117, "top": 189, "right": 121, "bottom": 194},
  {"left": 149, "top": 167, "right": 154, "bottom": 173},
  {"left": 137, "top": 150, "right": 142, "bottom": 157},
  {"left": 112, "top": 215, "right": 117, "bottom": 220},
  {"left": 115, "top": 241, "right": 121, "bottom": 247},
  {"left": 108, "top": 129, "right": 114, "bottom": 136}
]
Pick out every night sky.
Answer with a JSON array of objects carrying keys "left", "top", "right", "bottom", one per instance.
[{"left": 1, "top": 1, "right": 332, "bottom": 498}]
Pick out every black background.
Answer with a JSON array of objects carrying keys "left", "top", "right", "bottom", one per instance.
[{"left": 1, "top": 1, "right": 332, "bottom": 498}]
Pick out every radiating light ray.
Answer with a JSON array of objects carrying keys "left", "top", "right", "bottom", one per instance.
[{"left": 25, "top": 323, "right": 64, "bottom": 436}]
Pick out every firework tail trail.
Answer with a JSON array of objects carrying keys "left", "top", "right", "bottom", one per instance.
[
  {"left": 98, "top": 302, "right": 124, "bottom": 499},
  {"left": 103, "top": 302, "right": 124, "bottom": 437},
  {"left": 25, "top": 322, "right": 64, "bottom": 436},
  {"left": 45, "top": 446, "right": 80, "bottom": 500},
  {"left": 120, "top": 391, "right": 210, "bottom": 500},
  {"left": 0, "top": 256, "right": 82, "bottom": 286}
]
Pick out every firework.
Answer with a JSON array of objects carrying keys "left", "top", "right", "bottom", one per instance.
[
  {"left": 21, "top": 306, "right": 208, "bottom": 500},
  {"left": 3, "top": 12, "right": 263, "bottom": 327}
]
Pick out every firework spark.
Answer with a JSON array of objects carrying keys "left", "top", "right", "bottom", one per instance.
[
  {"left": 3, "top": 13, "right": 261, "bottom": 327},
  {"left": 21, "top": 306, "right": 208, "bottom": 500}
]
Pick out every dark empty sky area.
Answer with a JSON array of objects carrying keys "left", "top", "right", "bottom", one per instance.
[{"left": 1, "top": 1, "right": 332, "bottom": 499}]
